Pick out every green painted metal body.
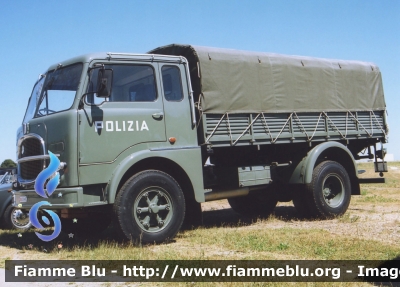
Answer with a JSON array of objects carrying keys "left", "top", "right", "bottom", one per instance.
[
  {"left": 289, "top": 141, "right": 358, "bottom": 184},
  {"left": 14, "top": 53, "right": 206, "bottom": 208},
  {"left": 12, "top": 46, "right": 387, "bottom": 212}
]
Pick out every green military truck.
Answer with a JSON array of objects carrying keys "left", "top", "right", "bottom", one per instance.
[{"left": 13, "top": 44, "right": 388, "bottom": 243}]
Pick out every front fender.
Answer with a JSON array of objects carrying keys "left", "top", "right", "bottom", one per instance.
[
  {"left": 106, "top": 147, "right": 205, "bottom": 203},
  {"left": 106, "top": 149, "right": 148, "bottom": 204}
]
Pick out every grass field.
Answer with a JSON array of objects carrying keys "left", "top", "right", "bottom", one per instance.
[{"left": 1, "top": 162, "right": 399, "bottom": 286}]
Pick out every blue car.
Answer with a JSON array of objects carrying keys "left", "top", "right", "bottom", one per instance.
[{"left": 0, "top": 168, "right": 31, "bottom": 230}]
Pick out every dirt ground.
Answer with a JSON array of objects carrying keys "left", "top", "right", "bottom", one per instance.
[
  {"left": 202, "top": 198, "right": 400, "bottom": 246},
  {"left": 1, "top": 163, "right": 399, "bottom": 286},
  {"left": 201, "top": 164, "right": 400, "bottom": 246},
  {"left": 2, "top": 164, "right": 399, "bottom": 259}
]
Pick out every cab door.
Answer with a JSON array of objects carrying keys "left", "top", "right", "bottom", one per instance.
[
  {"left": 78, "top": 62, "right": 166, "bottom": 165},
  {"left": 158, "top": 63, "right": 197, "bottom": 147}
]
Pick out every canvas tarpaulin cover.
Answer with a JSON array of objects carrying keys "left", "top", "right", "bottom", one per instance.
[{"left": 149, "top": 44, "right": 386, "bottom": 114}]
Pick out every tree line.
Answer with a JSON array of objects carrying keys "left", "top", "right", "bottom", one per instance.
[{"left": 0, "top": 159, "right": 17, "bottom": 168}]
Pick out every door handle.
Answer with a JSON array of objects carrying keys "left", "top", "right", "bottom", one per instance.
[{"left": 152, "top": 112, "right": 164, "bottom": 120}]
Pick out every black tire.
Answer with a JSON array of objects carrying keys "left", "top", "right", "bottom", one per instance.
[
  {"left": 228, "top": 189, "right": 278, "bottom": 217},
  {"left": 113, "top": 170, "right": 185, "bottom": 244},
  {"left": 306, "top": 161, "right": 351, "bottom": 219},
  {"left": 2, "top": 204, "right": 32, "bottom": 230}
]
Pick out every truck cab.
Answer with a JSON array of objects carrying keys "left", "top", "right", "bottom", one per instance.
[{"left": 13, "top": 53, "right": 205, "bottom": 243}]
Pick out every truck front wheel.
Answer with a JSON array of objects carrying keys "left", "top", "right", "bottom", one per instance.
[
  {"left": 113, "top": 170, "right": 185, "bottom": 244},
  {"left": 306, "top": 161, "right": 351, "bottom": 218}
]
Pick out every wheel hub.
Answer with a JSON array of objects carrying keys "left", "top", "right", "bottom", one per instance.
[
  {"left": 323, "top": 187, "right": 331, "bottom": 197},
  {"left": 149, "top": 203, "right": 160, "bottom": 213},
  {"left": 133, "top": 187, "right": 173, "bottom": 233},
  {"left": 322, "top": 174, "right": 345, "bottom": 208}
]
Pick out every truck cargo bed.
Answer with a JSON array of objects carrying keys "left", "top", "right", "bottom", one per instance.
[{"left": 202, "top": 110, "right": 386, "bottom": 147}]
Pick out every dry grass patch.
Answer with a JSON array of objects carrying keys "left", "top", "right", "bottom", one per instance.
[{"left": 181, "top": 225, "right": 400, "bottom": 260}]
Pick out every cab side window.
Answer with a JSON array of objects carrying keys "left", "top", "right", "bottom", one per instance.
[
  {"left": 88, "top": 64, "right": 157, "bottom": 102},
  {"left": 161, "top": 66, "right": 183, "bottom": 101}
]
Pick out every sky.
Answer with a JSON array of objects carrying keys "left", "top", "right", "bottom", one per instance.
[{"left": 0, "top": 0, "right": 399, "bottom": 164}]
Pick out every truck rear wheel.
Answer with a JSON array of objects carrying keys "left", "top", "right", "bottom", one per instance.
[
  {"left": 227, "top": 189, "right": 277, "bottom": 217},
  {"left": 306, "top": 161, "right": 351, "bottom": 219},
  {"left": 113, "top": 170, "right": 185, "bottom": 244}
]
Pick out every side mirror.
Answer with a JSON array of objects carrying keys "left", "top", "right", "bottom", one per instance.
[{"left": 96, "top": 69, "right": 113, "bottom": 98}]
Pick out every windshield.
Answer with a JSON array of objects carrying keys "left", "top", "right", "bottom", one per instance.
[
  {"left": 23, "top": 75, "right": 46, "bottom": 124},
  {"left": 23, "top": 63, "right": 83, "bottom": 123}
]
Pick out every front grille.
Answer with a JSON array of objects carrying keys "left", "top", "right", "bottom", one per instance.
[
  {"left": 20, "top": 160, "right": 45, "bottom": 180},
  {"left": 18, "top": 136, "right": 45, "bottom": 181},
  {"left": 20, "top": 138, "right": 43, "bottom": 158}
]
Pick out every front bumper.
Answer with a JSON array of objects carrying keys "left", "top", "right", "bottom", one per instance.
[{"left": 13, "top": 187, "right": 85, "bottom": 209}]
